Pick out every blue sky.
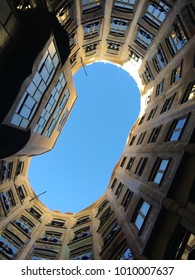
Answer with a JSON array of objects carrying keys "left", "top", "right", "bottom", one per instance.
[{"left": 28, "top": 62, "right": 140, "bottom": 213}]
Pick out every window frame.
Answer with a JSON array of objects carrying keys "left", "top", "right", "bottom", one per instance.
[
  {"left": 114, "top": 182, "right": 124, "bottom": 198},
  {"left": 129, "top": 135, "right": 137, "bottom": 146},
  {"left": 148, "top": 125, "right": 162, "bottom": 143},
  {"left": 126, "top": 157, "right": 135, "bottom": 171},
  {"left": 134, "top": 26, "right": 154, "bottom": 50},
  {"left": 113, "top": 0, "right": 135, "bottom": 13},
  {"left": 171, "top": 63, "right": 182, "bottom": 84},
  {"left": 181, "top": 82, "right": 195, "bottom": 103},
  {"left": 132, "top": 199, "right": 151, "bottom": 232},
  {"left": 156, "top": 80, "right": 164, "bottom": 96},
  {"left": 110, "top": 17, "right": 129, "bottom": 37},
  {"left": 165, "top": 116, "right": 188, "bottom": 142},
  {"left": 136, "top": 131, "right": 147, "bottom": 145},
  {"left": 161, "top": 94, "right": 175, "bottom": 113},
  {"left": 143, "top": 1, "right": 170, "bottom": 29},
  {"left": 134, "top": 157, "right": 148, "bottom": 176},
  {"left": 121, "top": 189, "right": 133, "bottom": 210},
  {"left": 149, "top": 157, "right": 171, "bottom": 185},
  {"left": 147, "top": 105, "right": 158, "bottom": 121},
  {"left": 166, "top": 19, "right": 188, "bottom": 56}
]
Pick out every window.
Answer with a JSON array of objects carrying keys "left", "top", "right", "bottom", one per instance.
[
  {"left": 115, "top": 183, "right": 124, "bottom": 198},
  {"left": 107, "top": 41, "right": 121, "bottom": 53},
  {"left": 71, "top": 250, "right": 93, "bottom": 260},
  {"left": 97, "top": 200, "right": 109, "bottom": 214},
  {"left": 181, "top": 82, "right": 195, "bottom": 103},
  {"left": 11, "top": 41, "right": 59, "bottom": 129},
  {"left": 40, "top": 231, "right": 62, "bottom": 244},
  {"left": 85, "top": 43, "right": 98, "bottom": 53},
  {"left": 135, "top": 157, "right": 148, "bottom": 176},
  {"left": 75, "top": 216, "right": 90, "bottom": 226},
  {"left": 29, "top": 207, "right": 42, "bottom": 220},
  {"left": 153, "top": 47, "right": 167, "bottom": 72},
  {"left": 121, "top": 189, "right": 133, "bottom": 210},
  {"left": 15, "top": 216, "right": 34, "bottom": 235},
  {"left": 147, "top": 105, "right": 158, "bottom": 121},
  {"left": 136, "top": 131, "right": 146, "bottom": 145},
  {"left": 69, "top": 34, "right": 75, "bottom": 49},
  {"left": 82, "top": 0, "right": 100, "bottom": 12},
  {"left": 138, "top": 114, "right": 146, "bottom": 125},
  {"left": 56, "top": 5, "right": 71, "bottom": 27},
  {"left": 99, "top": 207, "right": 112, "bottom": 227},
  {"left": 45, "top": 89, "right": 70, "bottom": 138},
  {"left": 129, "top": 135, "right": 136, "bottom": 145},
  {"left": 57, "top": 109, "right": 69, "bottom": 131},
  {"left": 72, "top": 227, "right": 91, "bottom": 241},
  {"left": 0, "top": 189, "right": 15, "bottom": 214},
  {"left": 166, "top": 116, "right": 188, "bottom": 142},
  {"left": 15, "top": 160, "right": 24, "bottom": 176},
  {"left": 119, "top": 247, "right": 134, "bottom": 260},
  {"left": 0, "top": 230, "right": 23, "bottom": 259},
  {"left": 33, "top": 72, "right": 67, "bottom": 135},
  {"left": 129, "top": 49, "right": 141, "bottom": 62},
  {"left": 132, "top": 200, "right": 151, "bottom": 231},
  {"left": 161, "top": 94, "right": 175, "bottom": 113},
  {"left": 120, "top": 156, "right": 127, "bottom": 167},
  {"left": 0, "top": 161, "right": 13, "bottom": 182},
  {"left": 144, "top": 65, "right": 154, "bottom": 83},
  {"left": 70, "top": 52, "right": 77, "bottom": 66},
  {"left": 156, "top": 80, "right": 164, "bottom": 96},
  {"left": 31, "top": 248, "right": 58, "bottom": 260},
  {"left": 110, "top": 178, "right": 117, "bottom": 190},
  {"left": 126, "top": 157, "right": 135, "bottom": 171},
  {"left": 171, "top": 64, "right": 182, "bottom": 84},
  {"left": 149, "top": 158, "right": 170, "bottom": 185},
  {"left": 50, "top": 219, "right": 66, "bottom": 228},
  {"left": 166, "top": 20, "right": 187, "bottom": 55},
  {"left": 110, "top": 18, "right": 129, "bottom": 37},
  {"left": 17, "top": 185, "right": 27, "bottom": 201},
  {"left": 146, "top": 92, "right": 151, "bottom": 104},
  {"left": 134, "top": 27, "right": 154, "bottom": 50},
  {"left": 83, "top": 21, "right": 100, "bottom": 38},
  {"left": 148, "top": 126, "right": 162, "bottom": 143},
  {"left": 114, "top": 0, "right": 135, "bottom": 12},
  {"left": 143, "top": 1, "right": 170, "bottom": 28},
  {"left": 103, "top": 222, "right": 121, "bottom": 247}
]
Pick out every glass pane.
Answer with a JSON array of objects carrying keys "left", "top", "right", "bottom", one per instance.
[
  {"left": 153, "top": 172, "right": 163, "bottom": 184},
  {"left": 38, "top": 117, "right": 45, "bottom": 126},
  {"left": 27, "top": 82, "right": 36, "bottom": 96},
  {"left": 20, "top": 118, "right": 29, "bottom": 129},
  {"left": 135, "top": 215, "right": 144, "bottom": 230},
  {"left": 48, "top": 41, "right": 56, "bottom": 58},
  {"left": 11, "top": 114, "right": 22, "bottom": 126},
  {"left": 40, "top": 66, "right": 49, "bottom": 83},
  {"left": 33, "top": 72, "right": 41, "bottom": 87},
  {"left": 45, "top": 103, "right": 52, "bottom": 112},
  {"left": 140, "top": 201, "right": 150, "bottom": 215},
  {"left": 53, "top": 53, "right": 59, "bottom": 68},
  {"left": 45, "top": 55, "right": 53, "bottom": 73},
  {"left": 170, "top": 130, "right": 180, "bottom": 141},
  {"left": 175, "top": 118, "right": 186, "bottom": 129},
  {"left": 38, "top": 81, "right": 46, "bottom": 94},
  {"left": 160, "top": 159, "right": 169, "bottom": 171},
  {"left": 25, "top": 95, "right": 35, "bottom": 109},
  {"left": 20, "top": 106, "right": 31, "bottom": 118},
  {"left": 48, "top": 96, "right": 55, "bottom": 106},
  {"left": 34, "top": 90, "right": 42, "bottom": 102}
]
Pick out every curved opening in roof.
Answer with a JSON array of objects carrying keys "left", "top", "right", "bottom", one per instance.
[{"left": 28, "top": 61, "right": 140, "bottom": 213}]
